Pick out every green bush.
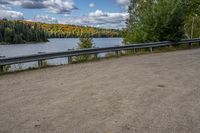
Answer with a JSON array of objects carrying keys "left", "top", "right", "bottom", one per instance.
[
  {"left": 124, "top": 0, "right": 187, "bottom": 44},
  {"left": 75, "top": 37, "right": 95, "bottom": 62}
]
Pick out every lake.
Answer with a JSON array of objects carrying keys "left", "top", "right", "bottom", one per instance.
[{"left": 0, "top": 38, "right": 123, "bottom": 71}]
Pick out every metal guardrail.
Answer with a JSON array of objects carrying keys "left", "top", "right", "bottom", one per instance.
[{"left": 0, "top": 38, "right": 200, "bottom": 73}]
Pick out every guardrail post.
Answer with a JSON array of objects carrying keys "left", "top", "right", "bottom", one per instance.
[
  {"left": 149, "top": 47, "right": 153, "bottom": 52},
  {"left": 199, "top": 41, "right": 200, "bottom": 46},
  {"left": 94, "top": 53, "right": 98, "bottom": 59},
  {"left": 0, "top": 65, "right": 4, "bottom": 73},
  {"left": 68, "top": 56, "right": 72, "bottom": 64},
  {"left": 0, "top": 56, "right": 5, "bottom": 73},
  {"left": 189, "top": 42, "right": 192, "bottom": 46},
  {"left": 115, "top": 50, "right": 119, "bottom": 56},
  {"left": 38, "top": 60, "right": 43, "bottom": 68},
  {"left": 37, "top": 52, "right": 46, "bottom": 68}
]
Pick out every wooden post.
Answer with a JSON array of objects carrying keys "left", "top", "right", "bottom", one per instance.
[
  {"left": 0, "top": 65, "right": 3, "bottom": 73},
  {"left": 68, "top": 56, "right": 72, "bottom": 64}
]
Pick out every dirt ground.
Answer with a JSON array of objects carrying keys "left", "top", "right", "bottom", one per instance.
[{"left": 0, "top": 49, "right": 200, "bottom": 133}]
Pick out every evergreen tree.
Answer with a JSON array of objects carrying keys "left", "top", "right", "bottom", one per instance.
[
  {"left": 4, "top": 27, "right": 13, "bottom": 43},
  {"left": 0, "top": 20, "right": 48, "bottom": 44},
  {"left": 13, "top": 34, "right": 22, "bottom": 44},
  {"left": 78, "top": 37, "right": 94, "bottom": 49},
  {"left": 0, "top": 32, "right": 3, "bottom": 42},
  {"left": 76, "top": 37, "right": 95, "bottom": 61}
]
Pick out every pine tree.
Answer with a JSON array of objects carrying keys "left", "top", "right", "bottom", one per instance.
[
  {"left": 78, "top": 37, "right": 94, "bottom": 49},
  {"left": 4, "top": 27, "right": 13, "bottom": 43},
  {"left": 0, "top": 20, "right": 48, "bottom": 44},
  {"left": 13, "top": 34, "right": 23, "bottom": 44},
  {"left": 76, "top": 37, "right": 95, "bottom": 61},
  {"left": 0, "top": 32, "right": 3, "bottom": 42}
]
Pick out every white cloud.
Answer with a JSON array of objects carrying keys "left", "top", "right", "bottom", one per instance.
[
  {"left": 0, "top": 4, "right": 11, "bottom": 10},
  {"left": 34, "top": 15, "right": 58, "bottom": 24},
  {"left": 0, "top": 4, "right": 24, "bottom": 20},
  {"left": 89, "top": 10, "right": 105, "bottom": 17},
  {"left": 89, "top": 3, "right": 95, "bottom": 8},
  {"left": 0, "top": 0, "right": 77, "bottom": 14},
  {"left": 0, "top": 1, "right": 129, "bottom": 29},
  {"left": 43, "top": 0, "right": 77, "bottom": 14},
  {"left": 60, "top": 10, "right": 128, "bottom": 29},
  {"left": 0, "top": 10, "right": 24, "bottom": 20},
  {"left": 116, "top": 0, "right": 130, "bottom": 9}
]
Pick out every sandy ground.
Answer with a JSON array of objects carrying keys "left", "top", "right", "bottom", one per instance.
[{"left": 0, "top": 49, "right": 200, "bottom": 133}]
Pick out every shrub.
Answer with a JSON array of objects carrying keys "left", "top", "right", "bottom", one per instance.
[{"left": 75, "top": 37, "right": 95, "bottom": 62}]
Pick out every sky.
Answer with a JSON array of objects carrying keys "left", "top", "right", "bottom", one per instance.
[{"left": 0, "top": 0, "right": 130, "bottom": 29}]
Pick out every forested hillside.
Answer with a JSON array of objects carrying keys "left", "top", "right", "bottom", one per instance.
[
  {"left": 41, "top": 23, "right": 121, "bottom": 38},
  {"left": 0, "top": 19, "right": 48, "bottom": 44},
  {"left": 0, "top": 19, "right": 121, "bottom": 44},
  {"left": 22, "top": 21, "right": 121, "bottom": 38}
]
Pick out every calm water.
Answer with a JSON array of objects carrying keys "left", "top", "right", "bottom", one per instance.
[{"left": 0, "top": 38, "right": 123, "bottom": 71}]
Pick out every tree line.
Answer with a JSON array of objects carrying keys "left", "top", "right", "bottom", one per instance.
[
  {"left": 0, "top": 19, "right": 48, "bottom": 44},
  {"left": 0, "top": 20, "right": 121, "bottom": 44},
  {"left": 123, "top": 0, "right": 200, "bottom": 44},
  {"left": 22, "top": 21, "right": 121, "bottom": 38},
  {"left": 41, "top": 23, "right": 121, "bottom": 38}
]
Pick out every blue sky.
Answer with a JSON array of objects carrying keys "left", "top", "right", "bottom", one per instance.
[{"left": 0, "top": 0, "right": 130, "bottom": 29}]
